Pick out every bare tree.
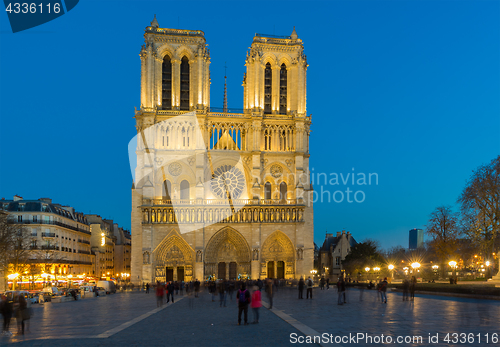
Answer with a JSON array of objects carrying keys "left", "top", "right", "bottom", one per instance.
[
  {"left": 458, "top": 155, "right": 500, "bottom": 259},
  {"left": 426, "top": 206, "right": 461, "bottom": 276},
  {"left": 0, "top": 213, "right": 34, "bottom": 290}
]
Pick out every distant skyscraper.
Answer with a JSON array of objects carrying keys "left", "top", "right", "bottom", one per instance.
[{"left": 409, "top": 228, "right": 424, "bottom": 250}]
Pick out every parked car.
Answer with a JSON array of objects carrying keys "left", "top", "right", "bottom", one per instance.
[
  {"left": 42, "top": 286, "right": 62, "bottom": 296},
  {"left": 96, "top": 280, "right": 116, "bottom": 294}
]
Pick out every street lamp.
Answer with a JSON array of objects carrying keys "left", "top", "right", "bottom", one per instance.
[
  {"left": 486, "top": 261, "right": 491, "bottom": 278},
  {"left": 364, "top": 267, "right": 370, "bottom": 281},
  {"left": 449, "top": 261, "right": 457, "bottom": 280},
  {"left": 7, "top": 273, "right": 19, "bottom": 290},
  {"left": 68, "top": 274, "right": 73, "bottom": 289},
  {"left": 388, "top": 264, "right": 394, "bottom": 281}
]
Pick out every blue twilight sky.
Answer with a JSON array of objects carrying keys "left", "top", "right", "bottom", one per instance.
[{"left": 0, "top": 0, "right": 499, "bottom": 250}]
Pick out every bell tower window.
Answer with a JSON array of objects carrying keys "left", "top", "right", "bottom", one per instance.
[
  {"left": 264, "top": 62, "right": 272, "bottom": 114},
  {"left": 162, "top": 55, "right": 172, "bottom": 110},
  {"left": 279, "top": 63, "right": 287, "bottom": 114},
  {"left": 180, "top": 56, "right": 190, "bottom": 110}
]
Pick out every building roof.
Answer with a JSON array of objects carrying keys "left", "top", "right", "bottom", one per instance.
[
  {"left": 319, "top": 232, "right": 357, "bottom": 252},
  {"left": 1, "top": 198, "right": 88, "bottom": 225}
]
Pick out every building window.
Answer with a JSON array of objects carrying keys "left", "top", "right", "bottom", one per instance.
[
  {"left": 264, "top": 182, "right": 272, "bottom": 200},
  {"left": 279, "top": 182, "right": 287, "bottom": 202},
  {"left": 33, "top": 216, "right": 37, "bottom": 222},
  {"left": 162, "top": 55, "right": 172, "bottom": 110},
  {"left": 264, "top": 62, "right": 272, "bottom": 114},
  {"left": 18, "top": 215, "right": 22, "bottom": 222},
  {"left": 180, "top": 56, "right": 190, "bottom": 110},
  {"left": 180, "top": 180, "right": 190, "bottom": 200},
  {"left": 336, "top": 256, "right": 341, "bottom": 266},
  {"left": 264, "top": 129, "right": 271, "bottom": 151},
  {"left": 279, "top": 63, "right": 287, "bottom": 114}
]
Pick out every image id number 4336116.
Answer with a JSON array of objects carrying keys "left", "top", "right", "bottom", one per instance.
[
  {"left": 5, "top": 2, "right": 61, "bottom": 14},
  {"left": 442, "top": 333, "right": 498, "bottom": 344}
]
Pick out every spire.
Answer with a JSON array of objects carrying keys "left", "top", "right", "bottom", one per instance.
[
  {"left": 150, "top": 14, "right": 159, "bottom": 28},
  {"left": 223, "top": 62, "right": 228, "bottom": 113},
  {"left": 290, "top": 26, "right": 298, "bottom": 39}
]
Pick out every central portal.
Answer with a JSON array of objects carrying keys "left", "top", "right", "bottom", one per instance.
[{"left": 204, "top": 227, "right": 251, "bottom": 280}]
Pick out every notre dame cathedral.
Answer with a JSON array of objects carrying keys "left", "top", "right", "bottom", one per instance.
[{"left": 131, "top": 15, "right": 314, "bottom": 284}]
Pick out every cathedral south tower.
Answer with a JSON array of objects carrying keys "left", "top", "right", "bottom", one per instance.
[{"left": 131, "top": 17, "right": 313, "bottom": 284}]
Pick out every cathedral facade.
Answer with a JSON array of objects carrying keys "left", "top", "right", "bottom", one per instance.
[{"left": 131, "top": 16, "right": 314, "bottom": 284}]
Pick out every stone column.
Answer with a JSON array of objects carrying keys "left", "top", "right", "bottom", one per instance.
[{"left": 172, "top": 59, "right": 181, "bottom": 110}]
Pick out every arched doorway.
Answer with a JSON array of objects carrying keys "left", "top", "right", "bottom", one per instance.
[
  {"left": 204, "top": 227, "right": 251, "bottom": 280},
  {"left": 261, "top": 230, "right": 295, "bottom": 279},
  {"left": 153, "top": 231, "right": 194, "bottom": 283}
]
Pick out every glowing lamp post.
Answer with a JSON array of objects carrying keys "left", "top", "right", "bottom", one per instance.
[
  {"left": 365, "top": 267, "right": 370, "bottom": 281},
  {"left": 449, "top": 261, "right": 457, "bottom": 280},
  {"left": 486, "top": 261, "right": 491, "bottom": 278},
  {"left": 7, "top": 273, "right": 19, "bottom": 290},
  {"left": 388, "top": 264, "right": 395, "bottom": 280}
]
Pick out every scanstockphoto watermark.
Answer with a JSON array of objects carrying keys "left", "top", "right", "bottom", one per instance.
[{"left": 306, "top": 168, "right": 379, "bottom": 205}]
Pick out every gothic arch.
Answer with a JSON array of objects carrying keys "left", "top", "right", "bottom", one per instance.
[
  {"left": 153, "top": 230, "right": 194, "bottom": 282},
  {"left": 261, "top": 230, "right": 295, "bottom": 263},
  {"left": 175, "top": 46, "right": 195, "bottom": 61},
  {"left": 261, "top": 53, "right": 277, "bottom": 66},
  {"left": 157, "top": 44, "right": 175, "bottom": 60},
  {"left": 277, "top": 54, "right": 292, "bottom": 67},
  {"left": 204, "top": 227, "right": 251, "bottom": 279}
]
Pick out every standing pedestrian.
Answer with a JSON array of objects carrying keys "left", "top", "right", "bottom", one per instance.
[
  {"left": 237, "top": 283, "right": 251, "bottom": 325},
  {"left": 298, "top": 277, "right": 305, "bottom": 299},
  {"left": 156, "top": 281, "right": 164, "bottom": 307},
  {"left": 251, "top": 285, "right": 261, "bottom": 324},
  {"left": 306, "top": 277, "right": 313, "bottom": 299},
  {"left": 402, "top": 278, "right": 409, "bottom": 301},
  {"left": 218, "top": 280, "right": 227, "bottom": 307},
  {"left": 326, "top": 278, "right": 330, "bottom": 290},
  {"left": 16, "top": 295, "right": 28, "bottom": 335},
  {"left": 145, "top": 282, "right": 150, "bottom": 294},
  {"left": 337, "top": 277, "right": 344, "bottom": 305},
  {"left": 1, "top": 294, "right": 13, "bottom": 336},
  {"left": 194, "top": 279, "right": 200, "bottom": 298},
  {"left": 410, "top": 276, "right": 416, "bottom": 301},
  {"left": 266, "top": 279, "right": 274, "bottom": 309},
  {"left": 380, "top": 277, "right": 388, "bottom": 303}
]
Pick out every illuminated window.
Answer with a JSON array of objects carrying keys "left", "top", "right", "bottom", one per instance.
[
  {"left": 162, "top": 55, "right": 172, "bottom": 110},
  {"left": 279, "top": 63, "right": 287, "bottom": 114},
  {"left": 180, "top": 180, "right": 190, "bottom": 200},
  {"left": 180, "top": 56, "right": 190, "bottom": 110},
  {"left": 264, "top": 62, "right": 272, "bottom": 114}
]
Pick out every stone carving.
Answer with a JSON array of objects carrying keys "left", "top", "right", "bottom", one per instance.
[
  {"left": 269, "top": 240, "right": 284, "bottom": 253},
  {"left": 285, "top": 159, "right": 294, "bottom": 167},
  {"left": 188, "top": 157, "right": 195, "bottom": 166},
  {"left": 253, "top": 249, "right": 259, "bottom": 261},
  {"left": 168, "top": 162, "right": 182, "bottom": 176},
  {"left": 166, "top": 245, "right": 184, "bottom": 260},
  {"left": 143, "top": 251, "right": 150, "bottom": 264},
  {"left": 155, "top": 157, "right": 163, "bottom": 167},
  {"left": 270, "top": 164, "right": 283, "bottom": 178},
  {"left": 196, "top": 250, "right": 203, "bottom": 262},
  {"left": 296, "top": 248, "right": 303, "bottom": 260}
]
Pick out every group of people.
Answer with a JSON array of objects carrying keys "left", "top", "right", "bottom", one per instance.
[
  {"left": 153, "top": 280, "right": 203, "bottom": 307},
  {"left": 402, "top": 276, "right": 417, "bottom": 301},
  {"left": 0, "top": 293, "right": 31, "bottom": 336}
]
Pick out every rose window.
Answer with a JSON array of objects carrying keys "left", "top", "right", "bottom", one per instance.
[{"left": 211, "top": 165, "right": 245, "bottom": 199}]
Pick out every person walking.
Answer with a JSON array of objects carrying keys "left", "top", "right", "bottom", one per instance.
[
  {"left": 145, "top": 283, "right": 150, "bottom": 294},
  {"left": 1, "top": 294, "right": 13, "bottom": 336},
  {"left": 337, "top": 277, "right": 344, "bottom": 305},
  {"left": 326, "top": 278, "right": 330, "bottom": 290},
  {"left": 320, "top": 277, "right": 325, "bottom": 290},
  {"left": 16, "top": 295, "right": 28, "bottom": 335},
  {"left": 410, "top": 276, "right": 416, "bottom": 301},
  {"left": 194, "top": 279, "right": 200, "bottom": 298},
  {"left": 266, "top": 279, "right": 274, "bottom": 309},
  {"left": 237, "top": 283, "right": 251, "bottom": 325},
  {"left": 402, "top": 278, "right": 409, "bottom": 301},
  {"left": 156, "top": 282, "right": 164, "bottom": 307},
  {"left": 218, "top": 280, "right": 227, "bottom": 307},
  {"left": 166, "top": 281, "right": 174, "bottom": 303},
  {"left": 251, "top": 285, "right": 262, "bottom": 324},
  {"left": 380, "top": 277, "right": 388, "bottom": 303},
  {"left": 298, "top": 277, "right": 305, "bottom": 299},
  {"left": 306, "top": 277, "right": 313, "bottom": 299}
]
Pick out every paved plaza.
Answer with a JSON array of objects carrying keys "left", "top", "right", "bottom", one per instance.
[{"left": 1, "top": 287, "right": 498, "bottom": 346}]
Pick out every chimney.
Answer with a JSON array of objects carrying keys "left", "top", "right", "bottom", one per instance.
[
  {"left": 336, "top": 231, "right": 341, "bottom": 237},
  {"left": 13, "top": 195, "right": 23, "bottom": 201},
  {"left": 39, "top": 198, "right": 52, "bottom": 203},
  {"left": 325, "top": 233, "right": 333, "bottom": 239}
]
